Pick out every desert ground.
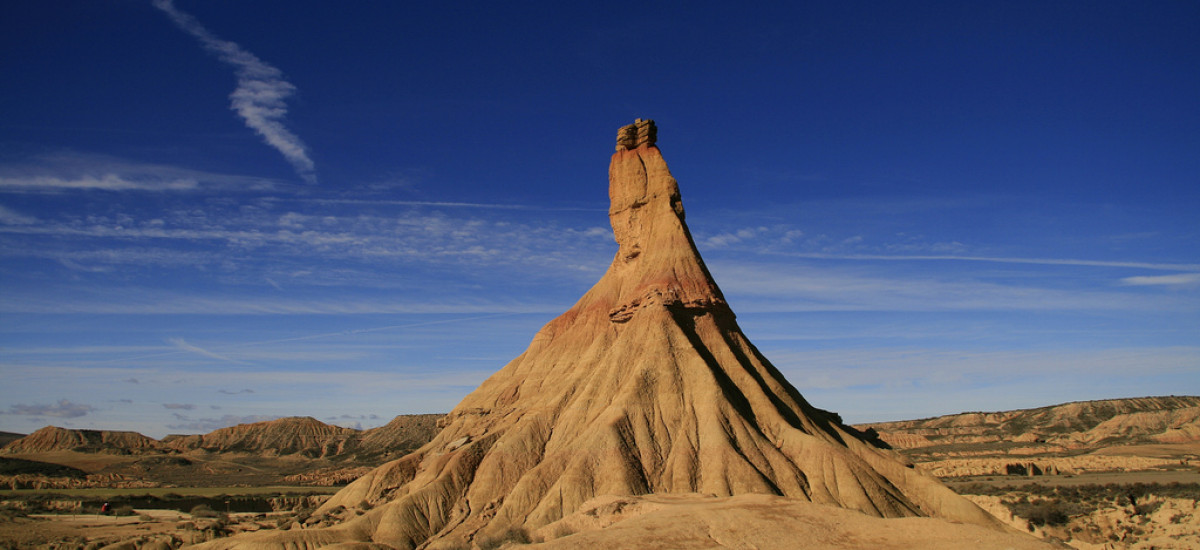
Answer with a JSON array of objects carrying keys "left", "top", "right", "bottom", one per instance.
[{"left": 3, "top": 396, "right": 1198, "bottom": 549}]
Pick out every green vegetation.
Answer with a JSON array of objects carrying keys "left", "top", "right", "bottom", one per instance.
[
  {"left": 953, "top": 481, "right": 1200, "bottom": 502},
  {"left": 190, "top": 503, "right": 219, "bottom": 518},
  {"left": 953, "top": 482, "right": 1200, "bottom": 526}
]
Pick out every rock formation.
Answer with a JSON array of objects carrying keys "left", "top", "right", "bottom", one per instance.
[
  {"left": 855, "top": 396, "right": 1200, "bottom": 478},
  {"left": 165, "top": 416, "right": 358, "bottom": 458},
  {"left": 0, "top": 426, "right": 162, "bottom": 455},
  {"left": 615, "top": 118, "right": 656, "bottom": 151},
  {"left": 193, "top": 120, "right": 1009, "bottom": 550},
  {"left": 858, "top": 396, "right": 1200, "bottom": 449},
  {"left": 355, "top": 414, "right": 443, "bottom": 459}
]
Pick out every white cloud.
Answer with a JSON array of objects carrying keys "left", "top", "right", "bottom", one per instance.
[
  {"left": 152, "top": 0, "right": 316, "bottom": 183},
  {"left": 1120, "top": 273, "right": 1200, "bottom": 287},
  {"left": 0, "top": 174, "right": 198, "bottom": 192},
  {"left": 766, "top": 251, "right": 1200, "bottom": 272},
  {"left": 709, "top": 261, "right": 1196, "bottom": 313},
  {"left": 0, "top": 205, "right": 37, "bottom": 225},
  {"left": 0, "top": 152, "right": 280, "bottom": 193}
]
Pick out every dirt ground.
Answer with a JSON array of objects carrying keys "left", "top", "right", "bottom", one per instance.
[{"left": 0, "top": 510, "right": 290, "bottom": 549}]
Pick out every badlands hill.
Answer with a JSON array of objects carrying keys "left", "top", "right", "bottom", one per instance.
[
  {"left": 0, "top": 415, "right": 442, "bottom": 488},
  {"left": 191, "top": 120, "right": 1037, "bottom": 550},
  {"left": 165, "top": 416, "right": 359, "bottom": 457},
  {"left": 857, "top": 396, "right": 1200, "bottom": 478},
  {"left": 860, "top": 396, "right": 1200, "bottom": 449},
  {"left": 0, "top": 426, "right": 161, "bottom": 455},
  {"left": 0, "top": 431, "right": 24, "bottom": 448},
  {"left": 1, "top": 414, "right": 441, "bottom": 461}
]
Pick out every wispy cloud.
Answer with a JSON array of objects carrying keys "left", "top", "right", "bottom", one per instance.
[
  {"left": 0, "top": 152, "right": 280, "bottom": 193},
  {"left": 0, "top": 202, "right": 613, "bottom": 291},
  {"left": 167, "top": 337, "right": 245, "bottom": 364},
  {"left": 0, "top": 174, "right": 198, "bottom": 192},
  {"left": 162, "top": 403, "right": 196, "bottom": 410},
  {"left": 166, "top": 413, "right": 280, "bottom": 433},
  {"left": 774, "top": 346, "right": 1200, "bottom": 395},
  {"left": 3, "top": 399, "right": 95, "bottom": 418},
  {"left": 1120, "top": 273, "right": 1200, "bottom": 287},
  {"left": 0, "top": 205, "right": 37, "bottom": 224},
  {"left": 305, "top": 198, "right": 606, "bottom": 212},
  {"left": 709, "top": 261, "right": 1197, "bottom": 313},
  {"left": 765, "top": 251, "right": 1200, "bottom": 272},
  {"left": 152, "top": 0, "right": 316, "bottom": 183}
]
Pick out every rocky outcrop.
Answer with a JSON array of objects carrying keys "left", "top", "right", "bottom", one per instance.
[
  {"left": 166, "top": 416, "right": 358, "bottom": 458},
  {"left": 615, "top": 118, "right": 656, "bottom": 151},
  {"left": 0, "top": 426, "right": 163, "bottom": 455},
  {"left": 355, "top": 414, "right": 442, "bottom": 459},
  {"left": 191, "top": 119, "right": 1009, "bottom": 550},
  {"left": 282, "top": 466, "right": 374, "bottom": 486}
]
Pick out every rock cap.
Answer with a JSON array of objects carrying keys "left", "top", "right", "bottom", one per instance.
[{"left": 616, "top": 118, "right": 657, "bottom": 151}]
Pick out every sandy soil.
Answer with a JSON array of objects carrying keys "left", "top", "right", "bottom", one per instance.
[{"left": 526, "top": 493, "right": 1055, "bottom": 550}]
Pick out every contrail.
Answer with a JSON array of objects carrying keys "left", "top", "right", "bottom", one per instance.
[
  {"left": 152, "top": 0, "right": 317, "bottom": 183},
  {"left": 167, "top": 337, "right": 248, "bottom": 364}
]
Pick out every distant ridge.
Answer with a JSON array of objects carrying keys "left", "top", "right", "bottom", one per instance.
[
  {"left": 857, "top": 395, "right": 1200, "bottom": 449},
  {"left": 0, "top": 431, "right": 25, "bottom": 448},
  {"left": 2, "top": 414, "right": 442, "bottom": 461},
  {"left": 0, "top": 426, "right": 161, "bottom": 455},
  {"left": 165, "top": 416, "right": 358, "bottom": 457}
]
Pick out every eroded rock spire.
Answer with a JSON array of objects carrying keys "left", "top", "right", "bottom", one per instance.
[{"left": 192, "top": 120, "right": 1006, "bottom": 550}]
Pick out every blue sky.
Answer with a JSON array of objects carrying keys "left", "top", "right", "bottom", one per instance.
[{"left": 1, "top": 1, "right": 1197, "bottom": 438}]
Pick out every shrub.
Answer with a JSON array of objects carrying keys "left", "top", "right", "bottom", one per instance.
[
  {"left": 477, "top": 527, "right": 532, "bottom": 549},
  {"left": 1134, "top": 500, "right": 1164, "bottom": 516},
  {"left": 112, "top": 505, "right": 136, "bottom": 517},
  {"left": 190, "top": 504, "right": 219, "bottom": 518},
  {"left": 1010, "top": 499, "right": 1077, "bottom": 527}
]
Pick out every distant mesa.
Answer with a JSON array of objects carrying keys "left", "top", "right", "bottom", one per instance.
[{"left": 189, "top": 120, "right": 1015, "bottom": 550}]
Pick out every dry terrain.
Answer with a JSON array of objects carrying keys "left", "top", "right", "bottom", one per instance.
[{"left": 0, "top": 415, "right": 441, "bottom": 490}]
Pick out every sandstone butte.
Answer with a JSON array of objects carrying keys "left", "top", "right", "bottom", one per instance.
[{"left": 197, "top": 120, "right": 1048, "bottom": 549}]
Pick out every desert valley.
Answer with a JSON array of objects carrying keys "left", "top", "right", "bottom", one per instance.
[{"left": 1, "top": 121, "right": 1198, "bottom": 550}]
